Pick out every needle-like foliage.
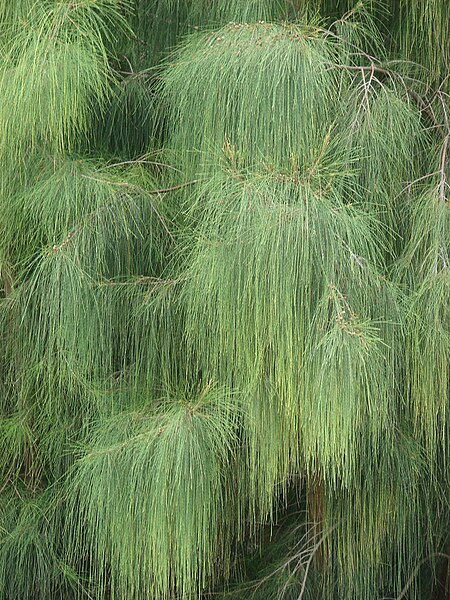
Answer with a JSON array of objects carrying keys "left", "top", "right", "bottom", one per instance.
[
  {"left": 0, "top": 157, "right": 172, "bottom": 482},
  {"left": 0, "top": 0, "right": 129, "bottom": 159},
  {"left": 68, "top": 385, "right": 241, "bottom": 600},
  {"left": 130, "top": 0, "right": 299, "bottom": 68},
  {"left": 0, "top": 2, "right": 448, "bottom": 600},
  {"left": 160, "top": 22, "right": 339, "bottom": 175},
  {"left": 398, "top": 0, "right": 450, "bottom": 85},
  {"left": 396, "top": 179, "right": 449, "bottom": 458},
  {"left": 181, "top": 162, "right": 399, "bottom": 510},
  {"left": 0, "top": 490, "right": 75, "bottom": 600}
]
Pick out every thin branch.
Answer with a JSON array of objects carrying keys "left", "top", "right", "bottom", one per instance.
[
  {"left": 148, "top": 180, "right": 200, "bottom": 195},
  {"left": 249, "top": 528, "right": 328, "bottom": 597},
  {"left": 321, "top": 27, "right": 379, "bottom": 64},
  {"left": 123, "top": 55, "right": 134, "bottom": 74},
  {"left": 101, "top": 159, "right": 181, "bottom": 173},
  {"left": 438, "top": 135, "right": 449, "bottom": 202},
  {"left": 1, "top": 265, "right": 13, "bottom": 296},
  {"left": 81, "top": 174, "right": 199, "bottom": 194},
  {"left": 298, "top": 530, "right": 332, "bottom": 599},
  {"left": 0, "top": 465, "right": 16, "bottom": 494},
  {"left": 380, "top": 553, "right": 449, "bottom": 600},
  {"left": 360, "top": 63, "right": 375, "bottom": 113},
  {"left": 333, "top": 63, "right": 446, "bottom": 137},
  {"left": 398, "top": 171, "right": 440, "bottom": 195},
  {"left": 95, "top": 276, "right": 178, "bottom": 288}
]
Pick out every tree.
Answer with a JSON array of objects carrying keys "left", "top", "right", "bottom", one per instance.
[{"left": 0, "top": 1, "right": 448, "bottom": 599}]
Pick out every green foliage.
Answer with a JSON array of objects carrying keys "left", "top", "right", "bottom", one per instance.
[
  {"left": 160, "top": 22, "right": 338, "bottom": 175},
  {"left": 0, "top": 157, "right": 172, "bottom": 482},
  {"left": 182, "top": 172, "right": 395, "bottom": 500},
  {"left": 397, "top": 185, "right": 450, "bottom": 456},
  {"left": 0, "top": 2, "right": 448, "bottom": 600},
  {"left": 130, "top": 0, "right": 296, "bottom": 68},
  {"left": 0, "top": 490, "right": 78, "bottom": 600},
  {"left": 0, "top": 0, "right": 129, "bottom": 159},
  {"left": 68, "top": 385, "right": 241, "bottom": 599},
  {"left": 398, "top": 0, "right": 450, "bottom": 84}
]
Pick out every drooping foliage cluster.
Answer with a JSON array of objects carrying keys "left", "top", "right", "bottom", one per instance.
[{"left": 0, "top": 1, "right": 448, "bottom": 599}]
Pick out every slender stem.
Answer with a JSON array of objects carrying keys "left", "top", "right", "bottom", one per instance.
[
  {"left": 380, "top": 553, "right": 449, "bottom": 600},
  {"left": 148, "top": 180, "right": 200, "bottom": 195},
  {"left": 436, "top": 548, "right": 450, "bottom": 600},
  {"left": 298, "top": 530, "right": 330, "bottom": 599},
  {"left": 333, "top": 63, "right": 446, "bottom": 137},
  {"left": 439, "top": 135, "right": 449, "bottom": 202}
]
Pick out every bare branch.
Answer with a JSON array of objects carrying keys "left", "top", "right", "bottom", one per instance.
[{"left": 333, "top": 63, "right": 446, "bottom": 137}]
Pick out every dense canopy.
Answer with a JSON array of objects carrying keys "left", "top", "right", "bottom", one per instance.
[{"left": 0, "top": 1, "right": 448, "bottom": 599}]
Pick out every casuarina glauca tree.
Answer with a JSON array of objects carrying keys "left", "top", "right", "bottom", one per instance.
[{"left": 0, "top": 1, "right": 448, "bottom": 599}]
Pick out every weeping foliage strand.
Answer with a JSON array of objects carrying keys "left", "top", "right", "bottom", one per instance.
[{"left": 0, "top": 2, "right": 448, "bottom": 600}]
